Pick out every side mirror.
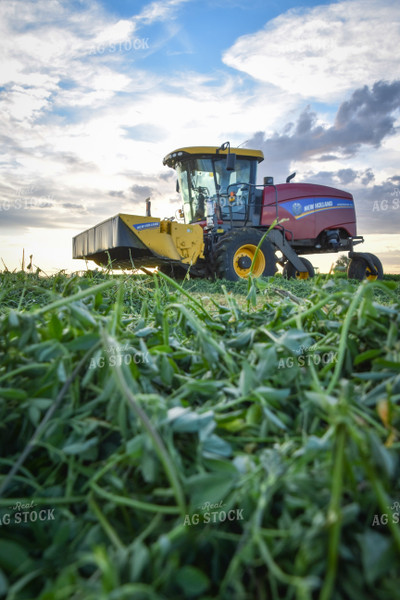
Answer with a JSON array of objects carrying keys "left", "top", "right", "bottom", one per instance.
[
  {"left": 226, "top": 152, "right": 236, "bottom": 172},
  {"left": 176, "top": 179, "right": 180, "bottom": 193}
]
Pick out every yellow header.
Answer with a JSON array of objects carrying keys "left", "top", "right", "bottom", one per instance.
[{"left": 163, "top": 146, "right": 264, "bottom": 167}]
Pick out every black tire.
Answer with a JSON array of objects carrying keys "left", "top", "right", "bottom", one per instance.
[
  {"left": 213, "top": 228, "right": 277, "bottom": 281},
  {"left": 283, "top": 257, "right": 315, "bottom": 279},
  {"left": 347, "top": 253, "right": 383, "bottom": 281}
]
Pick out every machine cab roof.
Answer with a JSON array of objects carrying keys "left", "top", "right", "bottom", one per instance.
[{"left": 163, "top": 146, "right": 264, "bottom": 167}]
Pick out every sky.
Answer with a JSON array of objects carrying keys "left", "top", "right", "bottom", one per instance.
[{"left": 0, "top": 0, "right": 399, "bottom": 275}]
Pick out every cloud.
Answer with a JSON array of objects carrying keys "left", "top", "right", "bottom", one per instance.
[
  {"left": 123, "top": 124, "right": 167, "bottom": 143},
  {"left": 62, "top": 202, "right": 86, "bottom": 211},
  {"left": 136, "top": 0, "right": 191, "bottom": 24},
  {"left": 129, "top": 184, "right": 154, "bottom": 202},
  {"left": 223, "top": 0, "right": 400, "bottom": 100},
  {"left": 307, "top": 168, "right": 375, "bottom": 187},
  {"left": 109, "top": 190, "right": 125, "bottom": 198},
  {"left": 0, "top": 203, "right": 83, "bottom": 230},
  {"left": 0, "top": 0, "right": 294, "bottom": 211},
  {"left": 334, "top": 81, "right": 400, "bottom": 148},
  {"left": 311, "top": 168, "right": 374, "bottom": 186},
  {"left": 375, "top": 249, "right": 400, "bottom": 272},
  {"left": 246, "top": 81, "right": 400, "bottom": 174}
]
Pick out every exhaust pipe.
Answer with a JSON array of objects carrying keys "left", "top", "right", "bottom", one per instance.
[{"left": 145, "top": 197, "right": 151, "bottom": 217}]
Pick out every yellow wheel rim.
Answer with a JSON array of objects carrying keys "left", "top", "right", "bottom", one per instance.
[
  {"left": 233, "top": 244, "right": 265, "bottom": 278},
  {"left": 296, "top": 270, "right": 309, "bottom": 280},
  {"left": 366, "top": 269, "right": 378, "bottom": 281}
]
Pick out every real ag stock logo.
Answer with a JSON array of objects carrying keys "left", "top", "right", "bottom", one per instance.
[
  {"left": 0, "top": 500, "right": 56, "bottom": 526},
  {"left": 89, "top": 343, "right": 149, "bottom": 369},
  {"left": 0, "top": 185, "right": 53, "bottom": 212},
  {"left": 88, "top": 38, "right": 150, "bottom": 55},
  {"left": 183, "top": 500, "right": 244, "bottom": 526},
  {"left": 278, "top": 343, "right": 338, "bottom": 369},
  {"left": 372, "top": 188, "right": 400, "bottom": 212},
  {"left": 371, "top": 501, "right": 400, "bottom": 526}
]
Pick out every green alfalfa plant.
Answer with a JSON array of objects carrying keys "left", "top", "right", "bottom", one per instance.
[
  {"left": 0, "top": 271, "right": 399, "bottom": 598},
  {"left": 246, "top": 218, "right": 289, "bottom": 310}
]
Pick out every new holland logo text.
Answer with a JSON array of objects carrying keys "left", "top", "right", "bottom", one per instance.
[
  {"left": 304, "top": 200, "right": 333, "bottom": 211},
  {"left": 133, "top": 222, "right": 159, "bottom": 231},
  {"left": 287, "top": 197, "right": 354, "bottom": 219}
]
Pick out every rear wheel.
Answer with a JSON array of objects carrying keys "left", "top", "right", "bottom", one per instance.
[
  {"left": 213, "top": 228, "right": 277, "bottom": 281},
  {"left": 283, "top": 257, "right": 315, "bottom": 280},
  {"left": 347, "top": 253, "right": 383, "bottom": 281}
]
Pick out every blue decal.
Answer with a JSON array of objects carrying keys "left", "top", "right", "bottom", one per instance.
[
  {"left": 133, "top": 221, "right": 159, "bottom": 231},
  {"left": 283, "top": 197, "right": 354, "bottom": 219}
]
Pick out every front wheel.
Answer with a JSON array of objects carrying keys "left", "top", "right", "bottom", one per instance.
[
  {"left": 347, "top": 253, "right": 383, "bottom": 281},
  {"left": 283, "top": 257, "right": 315, "bottom": 280},
  {"left": 213, "top": 228, "right": 277, "bottom": 281}
]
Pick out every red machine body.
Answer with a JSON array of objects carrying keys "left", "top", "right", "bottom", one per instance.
[{"left": 261, "top": 183, "right": 357, "bottom": 241}]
